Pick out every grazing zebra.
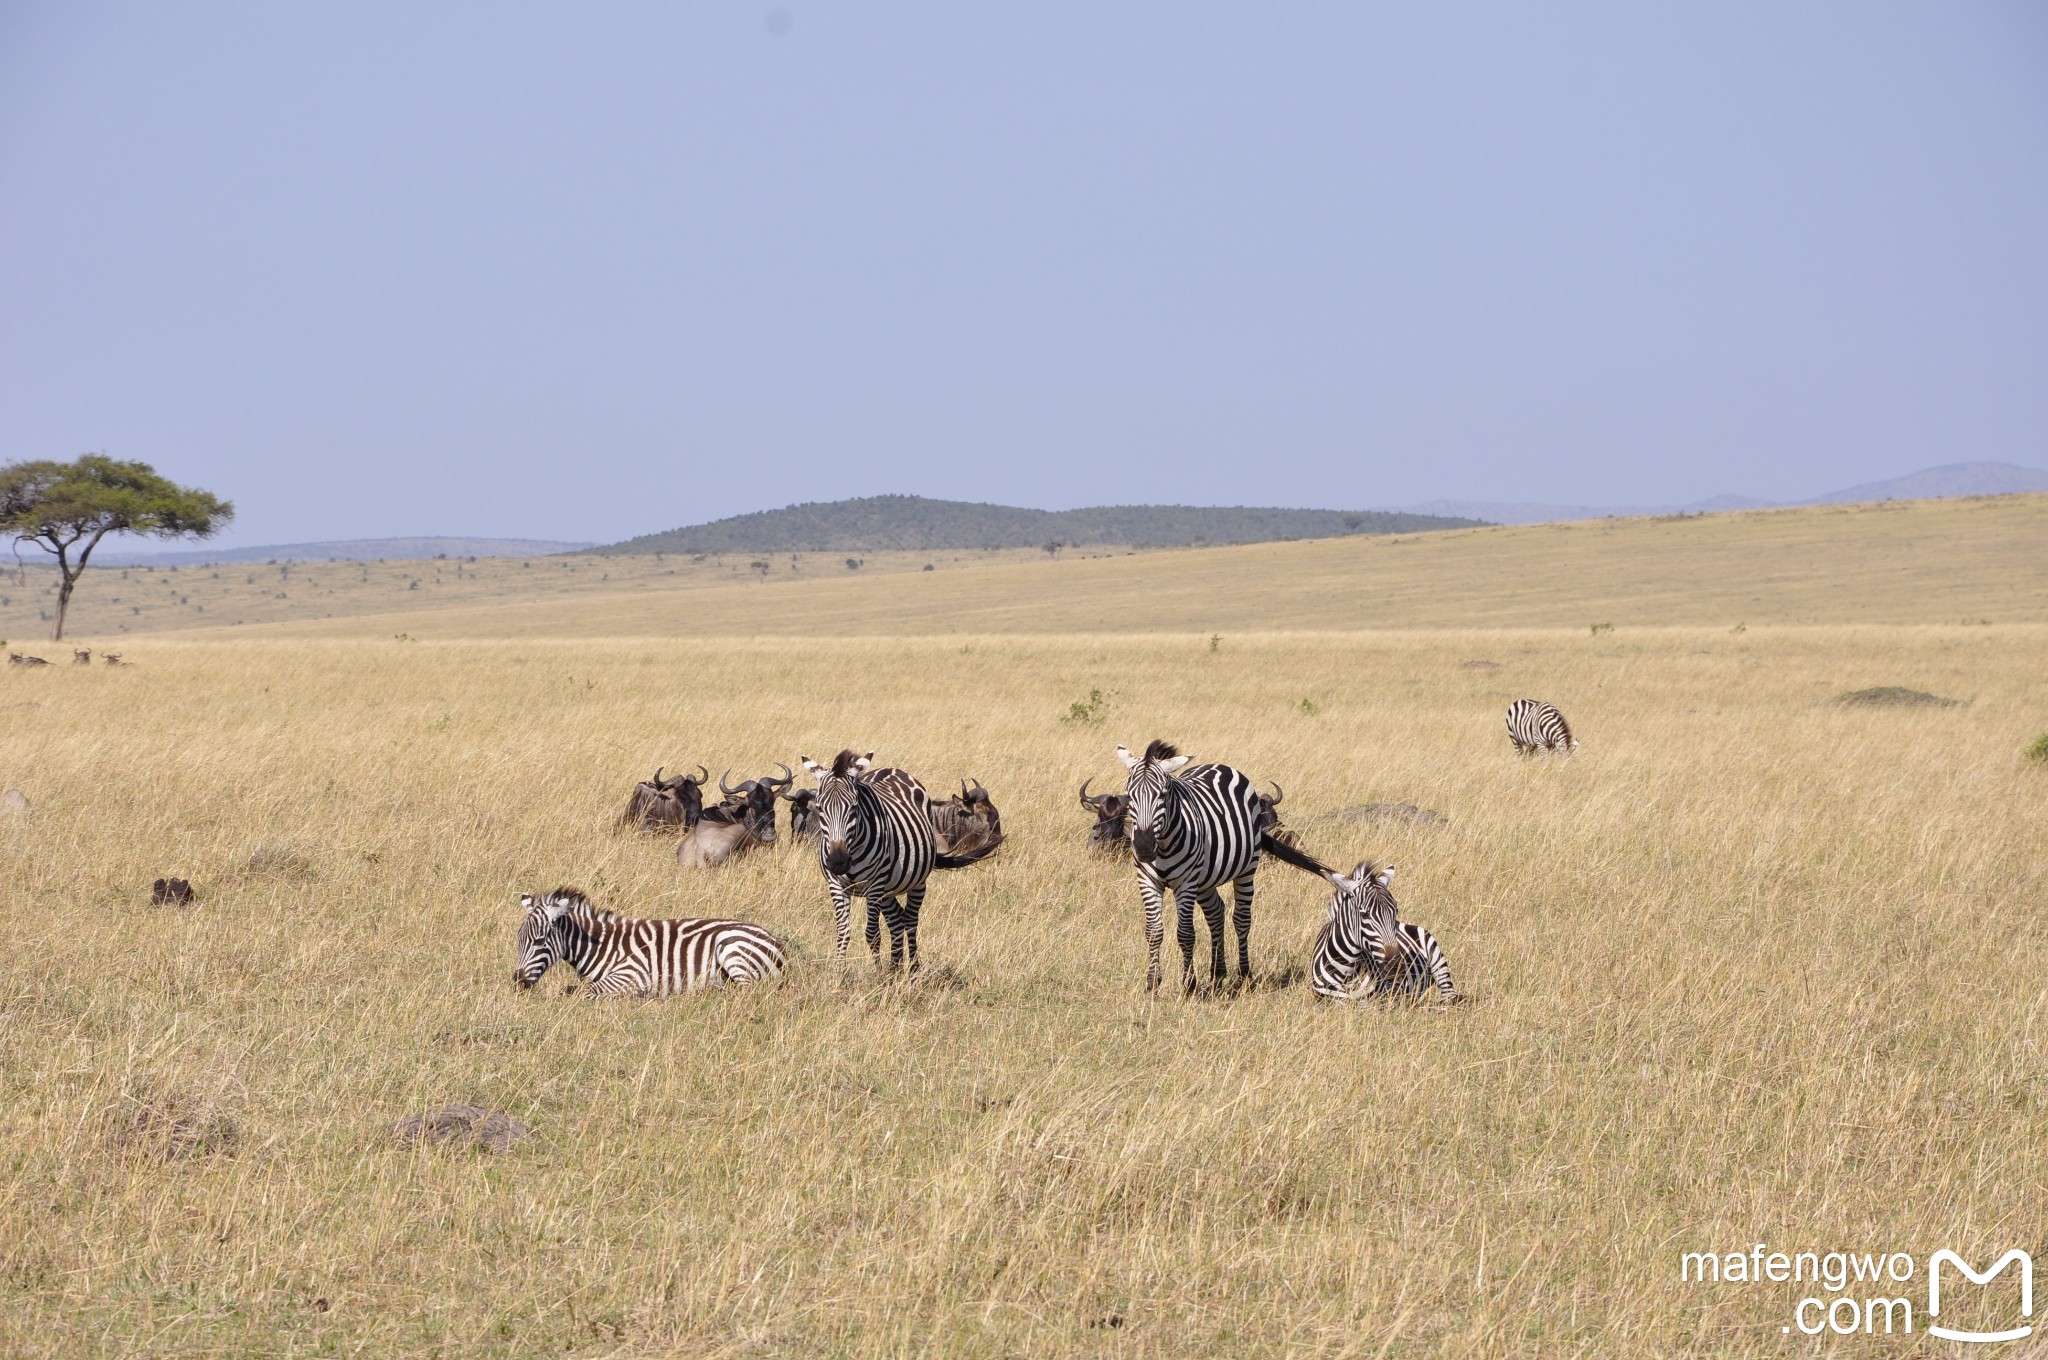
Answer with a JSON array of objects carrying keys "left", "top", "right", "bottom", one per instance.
[
  {"left": 1117, "top": 740, "right": 1332, "bottom": 994},
  {"left": 800, "top": 749, "right": 999, "bottom": 972},
  {"left": 1505, "top": 698, "right": 1578, "bottom": 754},
  {"left": 513, "top": 888, "right": 785, "bottom": 995},
  {"left": 1311, "top": 863, "right": 1461, "bottom": 1005}
]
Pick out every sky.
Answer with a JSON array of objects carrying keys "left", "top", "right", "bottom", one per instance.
[{"left": 3, "top": 3, "right": 2044, "bottom": 549}]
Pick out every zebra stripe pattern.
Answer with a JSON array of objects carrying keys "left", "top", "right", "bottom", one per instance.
[
  {"left": 801, "top": 750, "right": 940, "bottom": 971},
  {"left": 1505, "top": 698, "right": 1578, "bottom": 754},
  {"left": 1118, "top": 739, "right": 1271, "bottom": 994},
  {"left": 514, "top": 888, "right": 785, "bottom": 995},
  {"left": 1311, "top": 863, "right": 1460, "bottom": 1004}
]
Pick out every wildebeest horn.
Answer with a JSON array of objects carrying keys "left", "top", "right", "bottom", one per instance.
[
  {"left": 960, "top": 778, "right": 971, "bottom": 801},
  {"left": 720, "top": 769, "right": 741, "bottom": 796},
  {"left": 1079, "top": 776, "right": 1098, "bottom": 808},
  {"left": 1266, "top": 780, "right": 1283, "bottom": 806},
  {"left": 688, "top": 765, "right": 709, "bottom": 786},
  {"left": 651, "top": 766, "right": 665, "bottom": 786},
  {"left": 767, "top": 762, "right": 794, "bottom": 789}
]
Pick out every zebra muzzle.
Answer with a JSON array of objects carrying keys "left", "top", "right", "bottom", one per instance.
[{"left": 1131, "top": 828, "right": 1157, "bottom": 861}]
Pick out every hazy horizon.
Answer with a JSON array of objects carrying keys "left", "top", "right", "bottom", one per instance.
[{"left": 5, "top": 3, "right": 2044, "bottom": 551}]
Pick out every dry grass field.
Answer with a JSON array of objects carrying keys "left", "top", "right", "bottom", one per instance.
[{"left": 4, "top": 502, "right": 2047, "bottom": 1357}]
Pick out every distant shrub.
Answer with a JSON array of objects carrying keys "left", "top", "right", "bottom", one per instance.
[
  {"left": 2025, "top": 733, "right": 2048, "bottom": 763},
  {"left": 1062, "top": 688, "right": 1109, "bottom": 725},
  {"left": 1590, "top": 622, "right": 1614, "bottom": 635}
]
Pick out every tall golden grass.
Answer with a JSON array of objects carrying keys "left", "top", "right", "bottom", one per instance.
[{"left": 4, "top": 623, "right": 2045, "bottom": 1356}]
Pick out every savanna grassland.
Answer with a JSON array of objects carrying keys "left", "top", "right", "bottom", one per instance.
[{"left": 3, "top": 502, "right": 2047, "bottom": 1358}]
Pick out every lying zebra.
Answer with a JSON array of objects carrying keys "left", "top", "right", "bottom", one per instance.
[
  {"left": 1311, "top": 863, "right": 1461, "bottom": 1005},
  {"left": 514, "top": 888, "right": 785, "bottom": 996}
]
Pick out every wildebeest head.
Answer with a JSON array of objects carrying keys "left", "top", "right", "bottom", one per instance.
[
  {"left": 716, "top": 763, "right": 792, "bottom": 844},
  {"left": 784, "top": 787, "right": 819, "bottom": 842},
  {"left": 1079, "top": 776, "right": 1132, "bottom": 853},
  {"left": 799, "top": 749, "right": 872, "bottom": 875},
  {"left": 1116, "top": 739, "right": 1189, "bottom": 863}
]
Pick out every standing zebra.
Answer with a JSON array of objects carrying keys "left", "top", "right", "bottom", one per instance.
[
  {"left": 514, "top": 888, "right": 785, "bottom": 995},
  {"left": 800, "top": 750, "right": 1000, "bottom": 972},
  {"left": 1505, "top": 698, "right": 1578, "bottom": 754},
  {"left": 1117, "top": 740, "right": 1332, "bottom": 994},
  {"left": 1310, "top": 863, "right": 1461, "bottom": 1004}
]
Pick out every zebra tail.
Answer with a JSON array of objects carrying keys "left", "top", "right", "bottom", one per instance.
[
  {"left": 933, "top": 829, "right": 1005, "bottom": 870},
  {"left": 1259, "top": 831, "right": 1333, "bottom": 880}
]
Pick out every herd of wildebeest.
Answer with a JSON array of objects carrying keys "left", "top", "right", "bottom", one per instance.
[{"left": 507, "top": 700, "right": 1578, "bottom": 1004}]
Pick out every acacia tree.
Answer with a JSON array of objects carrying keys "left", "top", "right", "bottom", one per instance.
[{"left": 0, "top": 455, "right": 233, "bottom": 641}]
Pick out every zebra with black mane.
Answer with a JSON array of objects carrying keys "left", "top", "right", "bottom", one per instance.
[
  {"left": 1116, "top": 739, "right": 1332, "bottom": 994},
  {"left": 1505, "top": 698, "right": 1578, "bottom": 754},
  {"left": 800, "top": 749, "right": 1000, "bottom": 972},
  {"left": 514, "top": 887, "right": 785, "bottom": 996},
  {"left": 1310, "top": 862, "right": 1460, "bottom": 1004}
]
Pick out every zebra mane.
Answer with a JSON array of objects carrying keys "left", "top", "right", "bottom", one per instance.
[
  {"left": 830, "top": 748, "right": 863, "bottom": 776},
  {"left": 1142, "top": 739, "right": 1179, "bottom": 763},
  {"left": 545, "top": 887, "right": 615, "bottom": 927}
]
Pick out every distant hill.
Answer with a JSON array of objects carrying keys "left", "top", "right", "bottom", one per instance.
[
  {"left": 95, "top": 536, "right": 594, "bottom": 566},
  {"left": 1406, "top": 461, "right": 2047, "bottom": 525},
  {"left": 595, "top": 496, "right": 1482, "bottom": 555},
  {"left": 1802, "top": 461, "right": 2048, "bottom": 505}
]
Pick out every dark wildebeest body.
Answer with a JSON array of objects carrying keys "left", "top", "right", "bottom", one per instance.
[
  {"left": 618, "top": 766, "right": 707, "bottom": 833},
  {"left": 929, "top": 779, "right": 1004, "bottom": 858},
  {"left": 1078, "top": 777, "right": 1132, "bottom": 857},
  {"left": 676, "top": 765, "right": 792, "bottom": 869}
]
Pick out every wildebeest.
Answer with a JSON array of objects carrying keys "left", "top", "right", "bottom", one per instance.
[
  {"left": 8, "top": 653, "right": 50, "bottom": 667},
  {"left": 929, "top": 778, "right": 1004, "bottom": 858},
  {"left": 151, "top": 876, "right": 195, "bottom": 906},
  {"left": 676, "top": 765, "right": 792, "bottom": 869},
  {"left": 1078, "top": 777, "right": 1131, "bottom": 856},
  {"left": 72, "top": 649, "right": 91, "bottom": 665},
  {"left": 784, "top": 787, "right": 818, "bottom": 844},
  {"left": 617, "top": 766, "right": 708, "bottom": 833},
  {"left": 102, "top": 652, "right": 127, "bottom": 667},
  {"left": 1254, "top": 781, "right": 1301, "bottom": 850}
]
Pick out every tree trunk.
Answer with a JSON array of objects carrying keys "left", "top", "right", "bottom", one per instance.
[{"left": 50, "top": 568, "right": 77, "bottom": 641}]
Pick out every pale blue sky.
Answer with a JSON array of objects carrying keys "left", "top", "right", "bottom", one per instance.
[{"left": 3, "top": 3, "right": 2044, "bottom": 548}]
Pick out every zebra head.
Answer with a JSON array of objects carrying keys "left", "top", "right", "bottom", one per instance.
[
  {"left": 1116, "top": 739, "right": 1190, "bottom": 863},
  {"left": 799, "top": 749, "right": 873, "bottom": 875},
  {"left": 514, "top": 889, "right": 577, "bottom": 989},
  {"left": 1324, "top": 863, "right": 1408, "bottom": 967}
]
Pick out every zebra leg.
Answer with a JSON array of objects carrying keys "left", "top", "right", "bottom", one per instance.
[
  {"left": 901, "top": 883, "right": 925, "bottom": 975},
  {"left": 1175, "top": 885, "right": 1202, "bottom": 995},
  {"left": 866, "top": 895, "right": 885, "bottom": 961},
  {"left": 827, "top": 875, "right": 855, "bottom": 963},
  {"left": 1137, "top": 865, "right": 1168, "bottom": 993},
  {"left": 1196, "top": 887, "right": 1227, "bottom": 987},
  {"left": 878, "top": 895, "right": 907, "bottom": 972},
  {"left": 1231, "top": 871, "right": 1256, "bottom": 984}
]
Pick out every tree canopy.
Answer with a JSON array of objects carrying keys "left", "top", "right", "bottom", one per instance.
[{"left": 1, "top": 455, "right": 233, "bottom": 640}]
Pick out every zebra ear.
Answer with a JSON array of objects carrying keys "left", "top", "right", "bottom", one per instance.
[
  {"left": 519, "top": 893, "right": 536, "bottom": 910},
  {"left": 1375, "top": 865, "right": 1395, "bottom": 887},
  {"left": 854, "top": 752, "right": 874, "bottom": 773},
  {"left": 1325, "top": 870, "right": 1357, "bottom": 891},
  {"left": 1116, "top": 745, "right": 1138, "bottom": 769},
  {"left": 1159, "top": 755, "right": 1190, "bottom": 773},
  {"left": 800, "top": 756, "right": 826, "bottom": 779}
]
